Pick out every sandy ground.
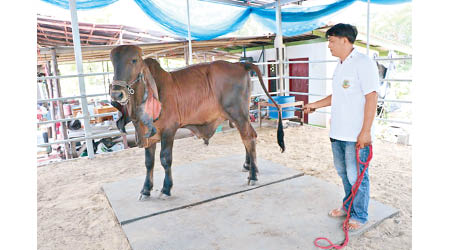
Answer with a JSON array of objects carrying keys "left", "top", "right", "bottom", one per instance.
[{"left": 37, "top": 124, "right": 411, "bottom": 250}]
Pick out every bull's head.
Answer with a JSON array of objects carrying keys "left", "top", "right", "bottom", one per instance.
[
  {"left": 110, "top": 46, "right": 146, "bottom": 106},
  {"left": 110, "top": 45, "right": 161, "bottom": 141}
]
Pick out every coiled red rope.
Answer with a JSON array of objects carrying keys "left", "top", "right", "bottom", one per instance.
[{"left": 314, "top": 145, "right": 373, "bottom": 249}]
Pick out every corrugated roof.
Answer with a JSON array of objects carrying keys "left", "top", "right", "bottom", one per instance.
[
  {"left": 37, "top": 15, "right": 182, "bottom": 48},
  {"left": 37, "top": 16, "right": 328, "bottom": 64}
]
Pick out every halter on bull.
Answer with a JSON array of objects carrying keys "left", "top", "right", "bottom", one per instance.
[{"left": 110, "top": 45, "right": 285, "bottom": 200}]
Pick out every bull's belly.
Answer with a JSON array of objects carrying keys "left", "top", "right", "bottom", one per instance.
[{"left": 182, "top": 117, "right": 226, "bottom": 141}]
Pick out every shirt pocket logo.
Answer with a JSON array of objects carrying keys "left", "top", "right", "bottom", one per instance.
[{"left": 342, "top": 79, "right": 351, "bottom": 89}]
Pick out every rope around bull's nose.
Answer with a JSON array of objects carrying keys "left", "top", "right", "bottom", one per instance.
[{"left": 314, "top": 145, "right": 373, "bottom": 249}]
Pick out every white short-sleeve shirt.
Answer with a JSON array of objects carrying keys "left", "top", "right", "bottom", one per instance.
[{"left": 329, "top": 49, "right": 380, "bottom": 142}]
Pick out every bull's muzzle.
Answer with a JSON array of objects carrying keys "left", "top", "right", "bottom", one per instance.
[
  {"left": 110, "top": 90, "right": 124, "bottom": 101},
  {"left": 110, "top": 80, "right": 129, "bottom": 105}
]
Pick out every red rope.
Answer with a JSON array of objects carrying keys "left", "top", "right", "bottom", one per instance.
[{"left": 314, "top": 145, "right": 373, "bottom": 249}]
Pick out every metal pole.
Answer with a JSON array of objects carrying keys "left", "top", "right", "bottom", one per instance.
[
  {"left": 275, "top": 0, "right": 285, "bottom": 96},
  {"left": 366, "top": 0, "right": 370, "bottom": 55},
  {"left": 69, "top": 0, "right": 95, "bottom": 158},
  {"left": 186, "top": 0, "right": 193, "bottom": 65}
]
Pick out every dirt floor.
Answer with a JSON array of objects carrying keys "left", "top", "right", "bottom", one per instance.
[{"left": 37, "top": 124, "right": 412, "bottom": 250}]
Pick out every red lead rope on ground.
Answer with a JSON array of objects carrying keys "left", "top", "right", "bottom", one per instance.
[{"left": 314, "top": 145, "right": 373, "bottom": 249}]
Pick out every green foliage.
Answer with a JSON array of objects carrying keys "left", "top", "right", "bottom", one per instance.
[{"left": 371, "top": 4, "right": 412, "bottom": 47}]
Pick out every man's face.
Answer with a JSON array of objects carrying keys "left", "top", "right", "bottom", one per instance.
[{"left": 327, "top": 36, "right": 346, "bottom": 58}]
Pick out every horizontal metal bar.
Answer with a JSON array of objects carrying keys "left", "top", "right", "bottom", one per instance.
[
  {"left": 314, "top": 110, "right": 330, "bottom": 115},
  {"left": 37, "top": 71, "right": 113, "bottom": 81},
  {"left": 37, "top": 129, "right": 135, "bottom": 147},
  {"left": 288, "top": 92, "right": 412, "bottom": 104},
  {"left": 284, "top": 60, "right": 337, "bottom": 64},
  {"left": 289, "top": 91, "right": 327, "bottom": 97},
  {"left": 253, "top": 61, "right": 279, "bottom": 65},
  {"left": 285, "top": 76, "right": 333, "bottom": 81},
  {"left": 251, "top": 91, "right": 282, "bottom": 98},
  {"left": 250, "top": 76, "right": 280, "bottom": 81},
  {"left": 283, "top": 57, "right": 412, "bottom": 65},
  {"left": 380, "top": 78, "right": 412, "bottom": 82},
  {"left": 37, "top": 93, "right": 109, "bottom": 103},
  {"left": 379, "top": 99, "right": 412, "bottom": 104},
  {"left": 375, "top": 118, "right": 412, "bottom": 125},
  {"left": 38, "top": 116, "right": 87, "bottom": 125},
  {"left": 374, "top": 57, "right": 412, "bottom": 61},
  {"left": 37, "top": 111, "right": 118, "bottom": 125},
  {"left": 285, "top": 100, "right": 411, "bottom": 124},
  {"left": 285, "top": 76, "right": 412, "bottom": 82},
  {"left": 89, "top": 112, "right": 118, "bottom": 118}
]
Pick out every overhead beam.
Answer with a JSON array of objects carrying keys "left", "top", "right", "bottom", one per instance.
[
  {"left": 262, "top": 0, "right": 304, "bottom": 9},
  {"left": 197, "top": 0, "right": 250, "bottom": 7},
  {"left": 198, "top": 0, "right": 271, "bottom": 8},
  {"left": 37, "top": 30, "right": 145, "bottom": 44}
]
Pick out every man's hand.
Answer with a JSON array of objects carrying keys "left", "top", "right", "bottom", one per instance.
[
  {"left": 303, "top": 95, "right": 332, "bottom": 114},
  {"left": 303, "top": 103, "right": 316, "bottom": 114},
  {"left": 357, "top": 130, "right": 372, "bottom": 149}
]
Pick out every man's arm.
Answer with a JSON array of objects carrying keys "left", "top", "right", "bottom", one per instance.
[
  {"left": 303, "top": 95, "right": 332, "bottom": 114},
  {"left": 357, "top": 91, "right": 378, "bottom": 148}
]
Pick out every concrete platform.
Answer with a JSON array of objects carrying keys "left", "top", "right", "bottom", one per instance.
[
  {"left": 103, "top": 155, "right": 303, "bottom": 224},
  {"left": 103, "top": 156, "right": 398, "bottom": 250}
]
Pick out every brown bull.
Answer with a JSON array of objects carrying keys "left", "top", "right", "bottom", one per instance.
[{"left": 109, "top": 45, "right": 284, "bottom": 200}]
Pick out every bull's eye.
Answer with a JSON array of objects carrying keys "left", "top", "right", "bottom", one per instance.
[{"left": 132, "top": 59, "right": 137, "bottom": 64}]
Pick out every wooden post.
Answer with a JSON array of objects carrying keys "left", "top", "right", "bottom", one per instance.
[
  {"left": 45, "top": 61, "right": 57, "bottom": 141},
  {"left": 51, "top": 48, "right": 71, "bottom": 159},
  {"left": 184, "top": 45, "right": 189, "bottom": 66},
  {"left": 122, "top": 135, "right": 128, "bottom": 149}
]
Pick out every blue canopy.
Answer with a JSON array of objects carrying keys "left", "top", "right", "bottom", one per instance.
[{"left": 41, "top": 0, "right": 411, "bottom": 40}]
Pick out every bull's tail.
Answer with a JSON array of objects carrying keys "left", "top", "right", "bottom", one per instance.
[{"left": 245, "top": 63, "right": 285, "bottom": 153}]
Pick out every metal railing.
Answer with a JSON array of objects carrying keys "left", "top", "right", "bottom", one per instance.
[
  {"left": 37, "top": 71, "right": 113, "bottom": 81},
  {"left": 36, "top": 69, "right": 131, "bottom": 161},
  {"left": 253, "top": 56, "right": 412, "bottom": 125},
  {"left": 36, "top": 56, "right": 412, "bottom": 161}
]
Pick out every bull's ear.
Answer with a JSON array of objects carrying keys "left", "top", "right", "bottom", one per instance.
[
  {"left": 143, "top": 60, "right": 159, "bottom": 100},
  {"left": 147, "top": 73, "right": 159, "bottom": 100},
  {"left": 111, "top": 101, "right": 131, "bottom": 133}
]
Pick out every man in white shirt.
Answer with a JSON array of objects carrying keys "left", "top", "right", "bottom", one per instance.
[{"left": 304, "top": 23, "right": 379, "bottom": 231}]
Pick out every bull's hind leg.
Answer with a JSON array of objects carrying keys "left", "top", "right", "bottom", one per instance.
[
  {"left": 232, "top": 119, "right": 258, "bottom": 185},
  {"left": 242, "top": 150, "right": 251, "bottom": 172},
  {"left": 159, "top": 128, "right": 177, "bottom": 198},
  {"left": 139, "top": 143, "right": 156, "bottom": 201}
]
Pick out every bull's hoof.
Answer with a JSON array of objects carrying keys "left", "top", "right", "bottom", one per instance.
[
  {"left": 248, "top": 179, "right": 258, "bottom": 186},
  {"left": 242, "top": 164, "right": 250, "bottom": 172},
  {"left": 138, "top": 193, "right": 151, "bottom": 201},
  {"left": 158, "top": 192, "right": 170, "bottom": 200}
]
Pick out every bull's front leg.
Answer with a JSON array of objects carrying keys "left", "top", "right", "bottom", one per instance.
[
  {"left": 139, "top": 112, "right": 157, "bottom": 138},
  {"left": 159, "top": 129, "right": 176, "bottom": 199},
  {"left": 138, "top": 143, "right": 156, "bottom": 201}
]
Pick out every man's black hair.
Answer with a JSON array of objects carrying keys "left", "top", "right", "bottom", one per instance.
[{"left": 325, "top": 23, "right": 358, "bottom": 44}]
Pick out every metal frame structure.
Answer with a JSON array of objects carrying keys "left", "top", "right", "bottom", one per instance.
[
  {"left": 36, "top": 0, "right": 412, "bottom": 161},
  {"left": 282, "top": 56, "right": 412, "bottom": 125}
]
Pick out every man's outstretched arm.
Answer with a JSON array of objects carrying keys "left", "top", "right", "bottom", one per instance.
[{"left": 303, "top": 95, "right": 332, "bottom": 114}]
